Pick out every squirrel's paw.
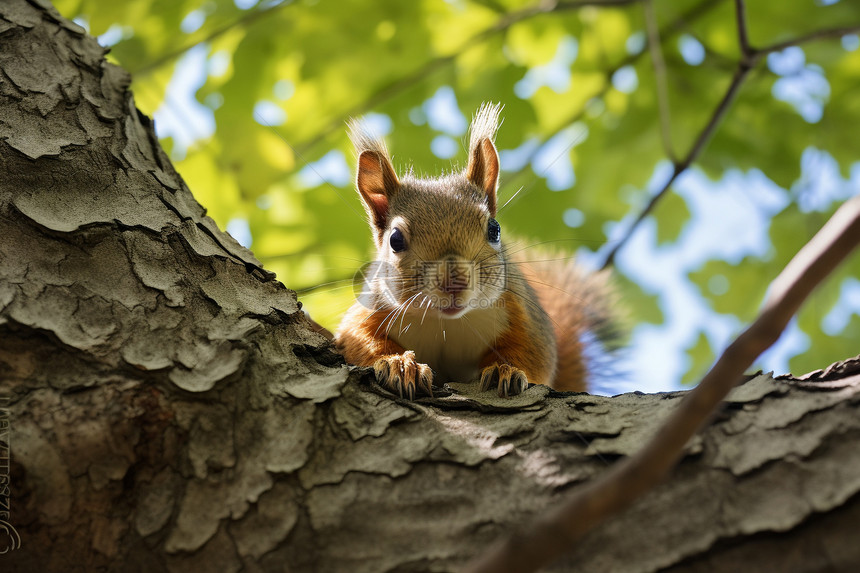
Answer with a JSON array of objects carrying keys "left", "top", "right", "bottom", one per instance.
[
  {"left": 373, "top": 351, "right": 434, "bottom": 400},
  {"left": 480, "top": 363, "right": 529, "bottom": 398}
]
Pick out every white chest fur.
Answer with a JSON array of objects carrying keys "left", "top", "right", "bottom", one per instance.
[{"left": 388, "top": 305, "right": 509, "bottom": 383}]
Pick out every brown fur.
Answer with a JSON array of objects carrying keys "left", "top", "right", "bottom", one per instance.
[
  {"left": 335, "top": 304, "right": 408, "bottom": 365},
  {"left": 335, "top": 103, "right": 617, "bottom": 398},
  {"left": 520, "top": 258, "right": 614, "bottom": 392}
]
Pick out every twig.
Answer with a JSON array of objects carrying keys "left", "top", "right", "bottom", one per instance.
[
  {"left": 644, "top": 0, "right": 676, "bottom": 162},
  {"left": 291, "top": 0, "right": 643, "bottom": 158},
  {"left": 758, "top": 25, "right": 860, "bottom": 57},
  {"left": 599, "top": 62, "right": 750, "bottom": 270},
  {"left": 290, "top": 0, "right": 719, "bottom": 181},
  {"left": 554, "top": 0, "right": 643, "bottom": 9},
  {"left": 466, "top": 192, "right": 860, "bottom": 573},
  {"left": 734, "top": 0, "right": 752, "bottom": 61},
  {"left": 498, "top": 0, "right": 721, "bottom": 207},
  {"left": 131, "top": 3, "right": 290, "bottom": 76},
  {"left": 598, "top": 8, "right": 860, "bottom": 270}
]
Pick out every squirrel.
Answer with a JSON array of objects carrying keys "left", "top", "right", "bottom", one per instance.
[{"left": 334, "top": 103, "right": 619, "bottom": 399}]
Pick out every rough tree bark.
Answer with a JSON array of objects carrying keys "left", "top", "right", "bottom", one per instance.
[{"left": 1, "top": 1, "right": 859, "bottom": 572}]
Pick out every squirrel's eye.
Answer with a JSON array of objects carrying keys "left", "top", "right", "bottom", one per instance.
[
  {"left": 487, "top": 218, "right": 501, "bottom": 244},
  {"left": 390, "top": 228, "right": 407, "bottom": 252}
]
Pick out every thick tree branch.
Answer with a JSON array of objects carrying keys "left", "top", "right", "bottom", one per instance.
[{"left": 467, "top": 193, "right": 860, "bottom": 573}]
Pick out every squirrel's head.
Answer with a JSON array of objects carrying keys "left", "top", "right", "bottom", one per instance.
[{"left": 349, "top": 103, "right": 507, "bottom": 319}]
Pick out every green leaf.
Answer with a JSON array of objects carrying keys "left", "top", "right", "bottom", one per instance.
[
  {"left": 681, "top": 331, "right": 714, "bottom": 386},
  {"left": 653, "top": 190, "right": 690, "bottom": 245}
]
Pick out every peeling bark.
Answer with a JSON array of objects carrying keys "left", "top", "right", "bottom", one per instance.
[{"left": 1, "top": 1, "right": 859, "bottom": 572}]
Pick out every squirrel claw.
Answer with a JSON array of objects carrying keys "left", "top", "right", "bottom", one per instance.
[
  {"left": 373, "top": 351, "right": 433, "bottom": 399},
  {"left": 480, "top": 364, "right": 529, "bottom": 397}
]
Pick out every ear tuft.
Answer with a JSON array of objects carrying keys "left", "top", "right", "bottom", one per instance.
[
  {"left": 468, "top": 102, "right": 502, "bottom": 151},
  {"left": 348, "top": 119, "right": 400, "bottom": 233},
  {"left": 466, "top": 102, "right": 502, "bottom": 216}
]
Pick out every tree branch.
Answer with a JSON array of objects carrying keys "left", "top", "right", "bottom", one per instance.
[
  {"left": 132, "top": 3, "right": 290, "bottom": 76},
  {"left": 291, "top": 0, "right": 643, "bottom": 158},
  {"left": 757, "top": 25, "right": 860, "bottom": 56},
  {"left": 554, "top": 0, "right": 643, "bottom": 10},
  {"left": 498, "top": 0, "right": 722, "bottom": 207},
  {"left": 467, "top": 192, "right": 860, "bottom": 573},
  {"left": 598, "top": 11, "right": 860, "bottom": 270},
  {"left": 644, "top": 0, "right": 676, "bottom": 162},
  {"left": 599, "top": 63, "right": 750, "bottom": 270},
  {"left": 734, "top": 0, "right": 752, "bottom": 60}
]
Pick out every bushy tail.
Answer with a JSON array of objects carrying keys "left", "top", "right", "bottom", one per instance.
[{"left": 519, "top": 254, "right": 623, "bottom": 391}]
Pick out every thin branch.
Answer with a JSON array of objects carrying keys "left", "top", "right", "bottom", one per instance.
[
  {"left": 683, "top": 66, "right": 750, "bottom": 162},
  {"left": 554, "top": 0, "right": 643, "bottom": 9},
  {"left": 291, "top": 0, "right": 643, "bottom": 158},
  {"left": 734, "top": 0, "right": 752, "bottom": 61},
  {"left": 598, "top": 15, "right": 860, "bottom": 270},
  {"left": 644, "top": 0, "right": 676, "bottom": 162},
  {"left": 131, "top": 3, "right": 290, "bottom": 76},
  {"left": 498, "top": 0, "right": 722, "bottom": 207},
  {"left": 134, "top": 0, "right": 644, "bottom": 81},
  {"left": 467, "top": 192, "right": 860, "bottom": 573},
  {"left": 600, "top": 62, "right": 750, "bottom": 270},
  {"left": 757, "top": 25, "right": 860, "bottom": 56},
  {"left": 290, "top": 0, "right": 720, "bottom": 179}
]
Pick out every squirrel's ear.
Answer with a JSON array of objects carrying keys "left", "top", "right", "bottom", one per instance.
[
  {"left": 466, "top": 102, "right": 502, "bottom": 216},
  {"left": 466, "top": 137, "right": 500, "bottom": 216},
  {"left": 356, "top": 150, "right": 400, "bottom": 231}
]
